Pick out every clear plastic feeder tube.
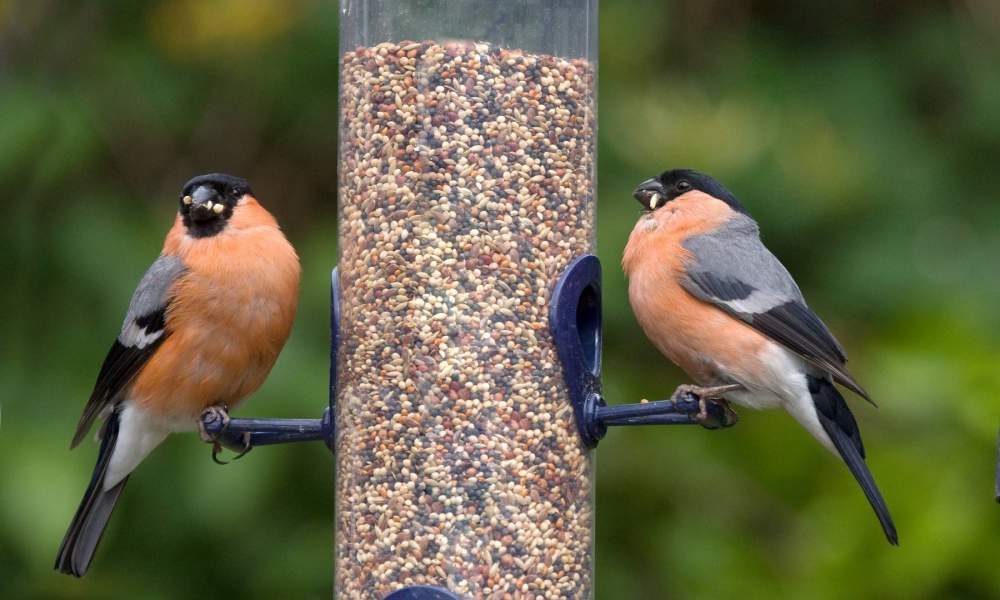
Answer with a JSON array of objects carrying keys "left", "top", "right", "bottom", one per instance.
[{"left": 336, "top": 1, "right": 597, "bottom": 597}]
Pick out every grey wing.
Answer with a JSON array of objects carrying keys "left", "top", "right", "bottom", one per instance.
[
  {"left": 680, "top": 216, "right": 870, "bottom": 402},
  {"left": 70, "top": 255, "right": 187, "bottom": 448}
]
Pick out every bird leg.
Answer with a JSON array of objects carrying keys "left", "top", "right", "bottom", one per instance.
[{"left": 671, "top": 383, "right": 743, "bottom": 424}]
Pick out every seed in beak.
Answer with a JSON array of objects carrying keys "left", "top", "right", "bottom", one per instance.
[
  {"left": 648, "top": 192, "right": 661, "bottom": 210},
  {"left": 212, "top": 203, "right": 225, "bottom": 215},
  {"left": 183, "top": 195, "right": 193, "bottom": 205}
]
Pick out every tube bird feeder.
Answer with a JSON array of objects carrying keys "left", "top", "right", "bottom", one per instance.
[
  {"left": 336, "top": 1, "right": 598, "bottom": 597},
  {"left": 201, "top": 2, "right": 737, "bottom": 597}
]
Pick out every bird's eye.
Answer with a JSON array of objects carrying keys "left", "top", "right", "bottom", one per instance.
[{"left": 676, "top": 180, "right": 691, "bottom": 192}]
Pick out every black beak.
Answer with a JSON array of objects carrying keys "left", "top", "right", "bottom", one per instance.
[
  {"left": 189, "top": 185, "right": 220, "bottom": 222},
  {"left": 632, "top": 178, "right": 665, "bottom": 211}
]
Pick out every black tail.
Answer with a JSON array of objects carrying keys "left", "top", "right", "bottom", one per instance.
[
  {"left": 808, "top": 375, "right": 898, "bottom": 545},
  {"left": 55, "top": 411, "right": 128, "bottom": 576}
]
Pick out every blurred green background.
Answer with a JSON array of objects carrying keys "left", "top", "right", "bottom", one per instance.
[{"left": 3, "top": 0, "right": 1000, "bottom": 598}]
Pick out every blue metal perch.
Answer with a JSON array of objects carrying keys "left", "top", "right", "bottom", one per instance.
[{"left": 199, "top": 407, "right": 333, "bottom": 452}]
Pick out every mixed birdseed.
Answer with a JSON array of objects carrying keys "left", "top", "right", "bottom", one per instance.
[{"left": 336, "top": 40, "right": 596, "bottom": 599}]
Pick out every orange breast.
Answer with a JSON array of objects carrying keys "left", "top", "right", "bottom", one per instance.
[
  {"left": 623, "top": 192, "right": 769, "bottom": 385},
  {"left": 129, "top": 197, "right": 300, "bottom": 420}
]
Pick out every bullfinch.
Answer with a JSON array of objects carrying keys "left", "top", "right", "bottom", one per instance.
[
  {"left": 55, "top": 173, "right": 301, "bottom": 576},
  {"left": 623, "top": 168, "right": 897, "bottom": 545}
]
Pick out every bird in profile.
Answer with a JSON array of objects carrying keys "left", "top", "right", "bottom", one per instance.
[
  {"left": 623, "top": 168, "right": 897, "bottom": 544},
  {"left": 55, "top": 173, "right": 301, "bottom": 576}
]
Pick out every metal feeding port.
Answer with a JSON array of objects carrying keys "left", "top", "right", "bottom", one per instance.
[{"left": 384, "top": 585, "right": 465, "bottom": 600}]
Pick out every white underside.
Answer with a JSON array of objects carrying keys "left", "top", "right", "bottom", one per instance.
[
  {"left": 103, "top": 402, "right": 194, "bottom": 490},
  {"left": 721, "top": 341, "right": 837, "bottom": 455}
]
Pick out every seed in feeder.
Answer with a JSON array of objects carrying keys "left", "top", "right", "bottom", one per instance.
[{"left": 337, "top": 40, "right": 596, "bottom": 600}]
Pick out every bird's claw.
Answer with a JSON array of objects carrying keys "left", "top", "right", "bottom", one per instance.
[
  {"left": 210, "top": 434, "right": 252, "bottom": 465},
  {"left": 671, "top": 383, "right": 742, "bottom": 429},
  {"left": 698, "top": 400, "right": 740, "bottom": 430}
]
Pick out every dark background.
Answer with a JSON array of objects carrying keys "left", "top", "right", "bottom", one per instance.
[{"left": 3, "top": 1, "right": 1000, "bottom": 598}]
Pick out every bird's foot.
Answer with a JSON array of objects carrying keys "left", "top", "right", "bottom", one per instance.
[
  {"left": 198, "top": 404, "right": 230, "bottom": 443},
  {"left": 198, "top": 404, "right": 252, "bottom": 464},
  {"left": 671, "top": 383, "right": 743, "bottom": 428}
]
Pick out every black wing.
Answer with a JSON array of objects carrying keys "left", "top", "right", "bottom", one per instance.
[
  {"left": 70, "top": 256, "right": 186, "bottom": 448},
  {"left": 750, "top": 299, "right": 869, "bottom": 402},
  {"left": 70, "top": 313, "right": 167, "bottom": 448},
  {"left": 681, "top": 220, "right": 871, "bottom": 403}
]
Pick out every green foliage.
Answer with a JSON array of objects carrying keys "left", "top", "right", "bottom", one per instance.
[{"left": 2, "top": 1, "right": 999, "bottom": 598}]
